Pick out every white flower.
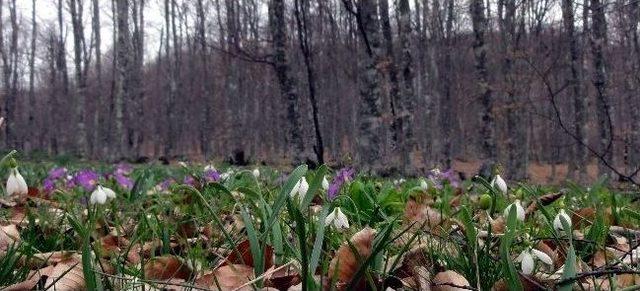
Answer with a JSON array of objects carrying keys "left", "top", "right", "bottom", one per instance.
[
  {"left": 491, "top": 175, "right": 508, "bottom": 194},
  {"left": 204, "top": 164, "right": 216, "bottom": 172},
  {"left": 321, "top": 176, "right": 329, "bottom": 190},
  {"left": 90, "top": 185, "right": 116, "bottom": 205},
  {"left": 252, "top": 168, "right": 260, "bottom": 178},
  {"left": 178, "top": 161, "right": 188, "bottom": 168},
  {"left": 553, "top": 209, "right": 572, "bottom": 232},
  {"left": 516, "top": 248, "right": 553, "bottom": 275},
  {"left": 6, "top": 168, "right": 28, "bottom": 196},
  {"left": 324, "top": 207, "right": 349, "bottom": 230},
  {"left": 419, "top": 179, "right": 429, "bottom": 191},
  {"left": 503, "top": 199, "right": 525, "bottom": 222},
  {"left": 298, "top": 177, "right": 309, "bottom": 198},
  {"left": 289, "top": 177, "right": 309, "bottom": 201},
  {"left": 221, "top": 170, "right": 233, "bottom": 181}
]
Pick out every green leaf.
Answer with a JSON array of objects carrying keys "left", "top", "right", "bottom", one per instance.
[
  {"left": 499, "top": 206, "right": 522, "bottom": 291},
  {"left": 241, "top": 207, "right": 264, "bottom": 280},
  {"left": 301, "top": 165, "right": 328, "bottom": 208},
  {"left": 558, "top": 245, "right": 577, "bottom": 291}
]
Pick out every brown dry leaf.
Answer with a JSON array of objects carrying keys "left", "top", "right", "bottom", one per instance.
[
  {"left": 0, "top": 224, "right": 20, "bottom": 251},
  {"left": 43, "top": 262, "right": 85, "bottom": 290},
  {"left": 490, "top": 216, "right": 506, "bottom": 234},
  {"left": 405, "top": 200, "right": 442, "bottom": 230},
  {"left": 263, "top": 264, "right": 300, "bottom": 290},
  {"left": 3, "top": 265, "right": 55, "bottom": 291},
  {"left": 99, "top": 234, "right": 131, "bottom": 257},
  {"left": 220, "top": 239, "right": 274, "bottom": 270},
  {"left": 616, "top": 274, "right": 640, "bottom": 288},
  {"left": 571, "top": 208, "right": 614, "bottom": 228},
  {"left": 21, "top": 251, "right": 80, "bottom": 269},
  {"left": 195, "top": 264, "right": 254, "bottom": 290},
  {"left": 431, "top": 270, "right": 470, "bottom": 291},
  {"left": 144, "top": 255, "right": 193, "bottom": 280},
  {"left": 328, "top": 227, "right": 376, "bottom": 288}
]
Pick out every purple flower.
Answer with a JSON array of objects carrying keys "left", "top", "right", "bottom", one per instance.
[
  {"left": 43, "top": 178, "right": 56, "bottom": 194},
  {"left": 183, "top": 176, "right": 196, "bottom": 186},
  {"left": 114, "top": 173, "right": 134, "bottom": 190},
  {"left": 204, "top": 169, "right": 221, "bottom": 183},
  {"left": 159, "top": 179, "right": 175, "bottom": 191},
  {"left": 114, "top": 163, "right": 133, "bottom": 175},
  {"left": 427, "top": 168, "right": 460, "bottom": 189},
  {"left": 65, "top": 175, "right": 76, "bottom": 189},
  {"left": 74, "top": 169, "right": 100, "bottom": 191},
  {"left": 48, "top": 167, "right": 68, "bottom": 180},
  {"left": 327, "top": 167, "right": 356, "bottom": 201}
]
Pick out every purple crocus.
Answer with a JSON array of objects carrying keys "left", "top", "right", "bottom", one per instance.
[
  {"left": 114, "top": 163, "right": 133, "bottom": 175},
  {"left": 43, "top": 178, "right": 56, "bottom": 194},
  {"left": 114, "top": 173, "right": 134, "bottom": 190},
  {"left": 159, "top": 179, "right": 175, "bottom": 191},
  {"left": 48, "top": 167, "right": 68, "bottom": 180},
  {"left": 204, "top": 169, "right": 221, "bottom": 183},
  {"left": 427, "top": 168, "right": 460, "bottom": 189},
  {"left": 74, "top": 169, "right": 100, "bottom": 191},
  {"left": 327, "top": 167, "right": 355, "bottom": 201},
  {"left": 183, "top": 175, "right": 196, "bottom": 186}
]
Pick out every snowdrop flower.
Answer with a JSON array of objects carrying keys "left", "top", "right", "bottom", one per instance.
[
  {"left": 204, "top": 164, "right": 216, "bottom": 172},
  {"left": 289, "top": 177, "right": 309, "bottom": 200},
  {"left": 178, "top": 161, "right": 188, "bottom": 168},
  {"left": 90, "top": 185, "right": 116, "bottom": 205},
  {"left": 324, "top": 207, "right": 349, "bottom": 230},
  {"left": 6, "top": 168, "right": 27, "bottom": 196},
  {"left": 491, "top": 175, "right": 508, "bottom": 194},
  {"left": 419, "top": 179, "right": 429, "bottom": 191},
  {"left": 503, "top": 199, "right": 525, "bottom": 222},
  {"left": 252, "top": 168, "right": 260, "bottom": 178},
  {"left": 553, "top": 209, "right": 572, "bottom": 233},
  {"left": 321, "top": 176, "right": 329, "bottom": 190},
  {"left": 516, "top": 248, "right": 553, "bottom": 275}
]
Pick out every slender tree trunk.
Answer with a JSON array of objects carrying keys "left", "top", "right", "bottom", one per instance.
[
  {"left": 590, "top": 0, "right": 613, "bottom": 177},
  {"left": 196, "top": 0, "right": 213, "bottom": 160},
  {"left": 440, "top": 0, "right": 455, "bottom": 169},
  {"left": 562, "top": 0, "right": 588, "bottom": 182},
  {"left": 470, "top": 0, "right": 497, "bottom": 165},
  {"left": 114, "top": 0, "right": 131, "bottom": 159},
  {"left": 353, "top": 0, "right": 385, "bottom": 174},
  {"left": 269, "top": 0, "right": 309, "bottom": 165},
  {"left": 294, "top": 0, "right": 324, "bottom": 165},
  {"left": 378, "top": 0, "right": 400, "bottom": 150},
  {"left": 396, "top": 0, "right": 417, "bottom": 174},
  {"left": 27, "top": 0, "right": 37, "bottom": 151},
  {"left": 70, "top": 0, "right": 88, "bottom": 157}
]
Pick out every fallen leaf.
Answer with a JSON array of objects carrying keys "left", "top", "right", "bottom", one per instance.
[
  {"left": 221, "top": 239, "right": 274, "bottom": 270},
  {"left": 195, "top": 264, "right": 254, "bottom": 290},
  {"left": 328, "top": 227, "right": 376, "bottom": 288},
  {"left": 43, "top": 262, "right": 85, "bottom": 290},
  {"left": 144, "top": 255, "right": 193, "bottom": 280},
  {"left": 431, "top": 270, "right": 470, "bottom": 291}
]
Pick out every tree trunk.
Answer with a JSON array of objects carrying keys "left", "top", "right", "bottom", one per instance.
[
  {"left": 590, "top": 0, "right": 613, "bottom": 177},
  {"left": 396, "top": 0, "right": 417, "bottom": 174},
  {"left": 470, "top": 0, "right": 497, "bottom": 164},
  {"left": 70, "top": 0, "right": 88, "bottom": 157},
  {"left": 114, "top": 0, "right": 131, "bottom": 159},
  {"left": 269, "top": 0, "right": 309, "bottom": 165},
  {"left": 562, "top": 0, "right": 588, "bottom": 183},
  {"left": 354, "top": 0, "right": 386, "bottom": 174}
]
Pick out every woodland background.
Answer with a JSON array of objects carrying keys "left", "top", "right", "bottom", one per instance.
[{"left": 0, "top": 0, "right": 639, "bottom": 182}]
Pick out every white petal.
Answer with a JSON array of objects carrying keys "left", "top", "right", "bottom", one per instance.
[
  {"left": 252, "top": 169, "right": 260, "bottom": 178},
  {"left": 520, "top": 251, "right": 534, "bottom": 275},
  {"left": 554, "top": 210, "right": 572, "bottom": 232},
  {"left": 321, "top": 176, "right": 329, "bottom": 190},
  {"left": 515, "top": 200, "right": 525, "bottom": 222},
  {"left": 90, "top": 187, "right": 107, "bottom": 205},
  {"left": 324, "top": 209, "right": 336, "bottom": 226},
  {"left": 419, "top": 179, "right": 428, "bottom": 191},
  {"left": 6, "top": 168, "right": 28, "bottom": 196},
  {"left": 289, "top": 180, "right": 301, "bottom": 198},
  {"left": 531, "top": 249, "right": 553, "bottom": 265},
  {"left": 102, "top": 186, "right": 117, "bottom": 199},
  {"left": 493, "top": 175, "right": 508, "bottom": 194},
  {"left": 334, "top": 208, "right": 350, "bottom": 229},
  {"left": 298, "top": 177, "right": 309, "bottom": 197}
]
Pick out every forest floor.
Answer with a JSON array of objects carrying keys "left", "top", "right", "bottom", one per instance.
[{"left": 0, "top": 153, "right": 639, "bottom": 290}]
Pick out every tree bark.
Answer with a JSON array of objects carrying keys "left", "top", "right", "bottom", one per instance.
[
  {"left": 69, "top": 0, "right": 88, "bottom": 157},
  {"left": 562, "top": 0, "right": 588, "bottom": 182},
  {"left": 470, "top": 0, "right": 497, "bottom": 164}
]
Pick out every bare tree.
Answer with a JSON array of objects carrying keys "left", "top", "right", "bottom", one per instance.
[
  {"left": 590, "top": 0, "right": 613, "bottom": 176},
  {"left": 114, "top": 0, "right": 132, "bottom": 158},
  {"left": 27, "top": 0, "right": 37, "bottom": 151},
  {"left": 0, "top": 0, "right": 19, "bottom": 148},
  {"left": 470, "top": 0, "right": 497, "bottom": 165},
  {"left": 562, "top": 0, "right": 588, "bottom": 182},
  {"left": 269, "top": 0, "right": 309, "bottom": 165},
  {"left": 396, "top": 0, "right": 417, "bottom": 174},
  {"left": 69, "top": 0, "right": 89, "bottom": 156}
]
